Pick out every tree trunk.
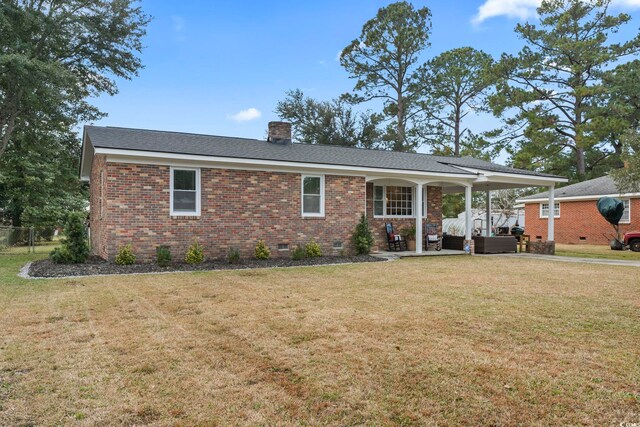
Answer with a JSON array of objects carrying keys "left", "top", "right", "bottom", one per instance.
[
  {"left": 454, "top": 105, "right": 461, "bottom": 156},
  {"left": 575, "top": 147, "right": 586, "bottom": 179},
  {"left": 396, "top": 95, "right": 405, "bottom": 152}
]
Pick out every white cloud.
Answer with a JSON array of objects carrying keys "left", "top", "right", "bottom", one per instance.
[
  {"left": 227, "top": 108, "right": 262, "bottom": 122},
  {"left": 473, "top": 0, "right": 640, "bottom": 24}
]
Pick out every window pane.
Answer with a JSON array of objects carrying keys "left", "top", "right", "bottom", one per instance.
[
  {"left": 622, "top": 200, "right": 630, "bottom": 222},
  {"left": 303, "top": 195, "right": 321, "bottom": 213},
  {"left": 374, "top": 186, "right": 383, "bottom": 200},
  {"left": 174, "top": 170, "right": 196, "bottom": 190},
  {"left": 541, "top": 203, "right": 549, "bottom": 216},
  {"left": 374, "top": 200, "right": 384, "bottom": 216},
  {"left": 386, "top": 186, "right": 412, "bottom": 216},
  {"left": 173, "top": 190, "right": 196, "bottom": 211},
  {"left": 303, "top": 177, "right": 320, "bottom": 195}
]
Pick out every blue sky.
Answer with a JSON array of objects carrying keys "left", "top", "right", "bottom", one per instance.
[{"left": 92, "top": 0, "right": 640, "bottom": 150}]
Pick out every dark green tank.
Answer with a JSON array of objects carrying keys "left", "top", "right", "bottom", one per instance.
[{"left": 597, "top": 197, "right": 625, "bottom": 226}]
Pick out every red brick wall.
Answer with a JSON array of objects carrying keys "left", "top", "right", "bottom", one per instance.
[
  {"left": 365, "top": 183, "right": 443, "bottom": 251},
  {"left": 91, "top": 162, "right": 366, "bottom": 261},
  {"left": 524, "top": 198, "right": 640, "bottom": 245}
]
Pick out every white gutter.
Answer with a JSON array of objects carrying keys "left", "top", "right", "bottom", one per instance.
[
  {"left": 454, "top": 166, "right": 567, "bottom": 184},
  {"left": 517, "top": 193, "right": 640, "bottom": 204}
]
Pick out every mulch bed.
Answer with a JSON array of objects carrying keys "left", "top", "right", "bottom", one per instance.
[{"left": 28, "top": 255, "right": 385, "bottom": 278}]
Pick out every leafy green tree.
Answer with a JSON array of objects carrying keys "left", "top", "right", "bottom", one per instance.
[
  {"left": 591, "top": 59, "right": 640, "bottom": 160},
  {"left": 0, "top": 127, "right": 86, "bottom": 227},
  {"left": 275, "top": 89, "right": 383, "bottom": 149},
  {"left": 490, "top": 0, "right": 640, "bottom": 180},
  {"left": 415, "top": 47, "right": 496, "bottom": 156},
  {"left": 340, "top": 1, "right": 432, "bottom": 152},
  {"left": 0, "top": 0, "right": 149, "bottom": 157},
  {"left": 611, "top": 130, "right": 640, "bottom": 192}
]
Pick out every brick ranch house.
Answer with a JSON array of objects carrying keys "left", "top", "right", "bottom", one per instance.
[
  {"left": 517, "top": 175, "right": 639, "bottom": 245},
  {"left": 80, "top": 122, "right": 566, "bottom": 261}
]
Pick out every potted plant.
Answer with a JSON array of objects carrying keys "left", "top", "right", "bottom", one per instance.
[{"left": 400, "top": 224, "right": 417, "bottom": 251}]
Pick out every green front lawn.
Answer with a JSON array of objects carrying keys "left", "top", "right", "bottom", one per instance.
[{"left": 0, "top": 254, "right": 638, "bottom": 425}]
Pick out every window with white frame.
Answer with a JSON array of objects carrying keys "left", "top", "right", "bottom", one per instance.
[
  {"left": 620, "top": 199, "right": 631, "bottom": 223},
  {"left": 170, "top": 168, "right": 200, "bottom": 216},
  {"left": 301, "top": 175, "right": 324, "bottom": 216},
  {"left": 540, "top": 202, "right": 560, "bottom": 218},
  {"left": 374, "top": 185, "right": 425, "bottom": 218}
]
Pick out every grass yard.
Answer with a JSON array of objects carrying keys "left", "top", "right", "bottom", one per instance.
[
  {"left": 555, "top": 243, "right": 640, "bottom": 261},
  {"left": 1, "top": 254, "right": 639, "bottom": 426}
]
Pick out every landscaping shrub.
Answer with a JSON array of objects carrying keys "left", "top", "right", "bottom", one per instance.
[
  {"left": 115, "top": 244, "right": 136, "bottom": 265},
  {"left": 305, "top": 240, "right": 322, "bottom": 257},
  {"left": 49, "top": 212, "right": 89, "bottom": 264},
  {"left": 254, "top": 240, "right": 270, "bottom": 260},
  {"left": 156, "top": 246, "right": 172, "bottom": 267},
  {"left": 49, "top": 246, "right": 73, "bottom": 264},
  {"left": 228, "top": 247, "right": 240, "bottom": 264},
  {"left": 353, "top": 214, "right": 374, "bottom": 255},
  {"left": 185, "top": 240, "right": 205, "bottom": 264},
  {"left": 291, "top": 245, "right": 306, "bottom": 260}
]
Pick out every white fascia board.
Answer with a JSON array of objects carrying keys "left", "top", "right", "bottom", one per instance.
[
  {"left": 79, "top": 130, "right": 93, "bottom": 181},
  {"left": 517, "top": 193, "right": 640, "bottom": 204},
  {"left": 455, "top": 166, "right": 568, "bottom": 184},
  {"left": 96, "top": 148, "right": 477, "bottom": 181}
]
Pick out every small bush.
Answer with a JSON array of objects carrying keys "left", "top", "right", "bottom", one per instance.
[
  {"left": 49, "top": 212, "right": 89, "bottom": 264},
  {"left": 254, "top": 240, "right": 271, "bottom": 260},
  {"left": 291, "top": 245, "right": 306, "bottom": 260},
  {"left": 305, "top": 240, "right": 322, "bottom": 257},
  {"left": 156, "top": 246, "right": 172, "bottom": 267},
  {"left": 353, "top": 214, "right": 374, "bottom": 255},
  {"left": 49, "top": 246, "right": 73, "bottom": 264},
  {"left": 228, "top": 247, "right": 240, "bottom": 264},
  {"left": 115, "top": 244, "right": 136, "bottom": 265},
  {"left": 185, "top": 240, "right": 205, "bottom": 264}
]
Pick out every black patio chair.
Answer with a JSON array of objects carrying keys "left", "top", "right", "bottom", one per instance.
[
  {"left": 425, "top": 222, "right": 442, "bottom": 251},
  {"left": 385, "top": 223, "right": 407, "bottom": 252}
]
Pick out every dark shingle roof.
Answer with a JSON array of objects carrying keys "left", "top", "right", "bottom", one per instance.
[
  {"left": 519, "top": 175, "right": 626, "bottom": 200},
  {"left": 84, "top": 126, "right": 560, "bottom": 178}
]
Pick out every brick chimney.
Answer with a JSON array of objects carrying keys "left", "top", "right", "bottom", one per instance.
[{"left": 267, "top": 121, "right": 292, "bottom": 145}]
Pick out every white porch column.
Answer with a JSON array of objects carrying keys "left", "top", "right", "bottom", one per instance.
[
  {"left": 465, "top": 185, "right": 473, "bottom": 240},
  {"left": 548, "top": 184, "right": 555, "bottom": 241},
  {"left": 485, "top": 190, "right": 492, "bottom": 237},
  {"left": 416, "top": 183, "right": 423, "bottom": 253}
]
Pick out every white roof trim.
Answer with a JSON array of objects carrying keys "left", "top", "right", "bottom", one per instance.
[
  {"left": 518, "top": 193, "right": 640, "bottom": 204},
  {"left": 455, "top": 166, "right": 567, "bottom": 184}
]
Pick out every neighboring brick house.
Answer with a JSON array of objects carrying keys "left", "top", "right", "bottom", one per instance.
[
  {"left": 517, "top": 175, "right": 639, "bottom": 245},
  {"left": 80, "top": 122, "right": 566, "bottom": 261}
]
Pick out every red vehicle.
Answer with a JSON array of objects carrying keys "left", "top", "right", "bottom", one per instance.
[{"left": 623, "top": 231, "right": 640, "bottom": 252}]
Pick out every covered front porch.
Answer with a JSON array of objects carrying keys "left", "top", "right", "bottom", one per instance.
[{"left": 365, "top": 167, "right": 566, "bottom": 255}]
